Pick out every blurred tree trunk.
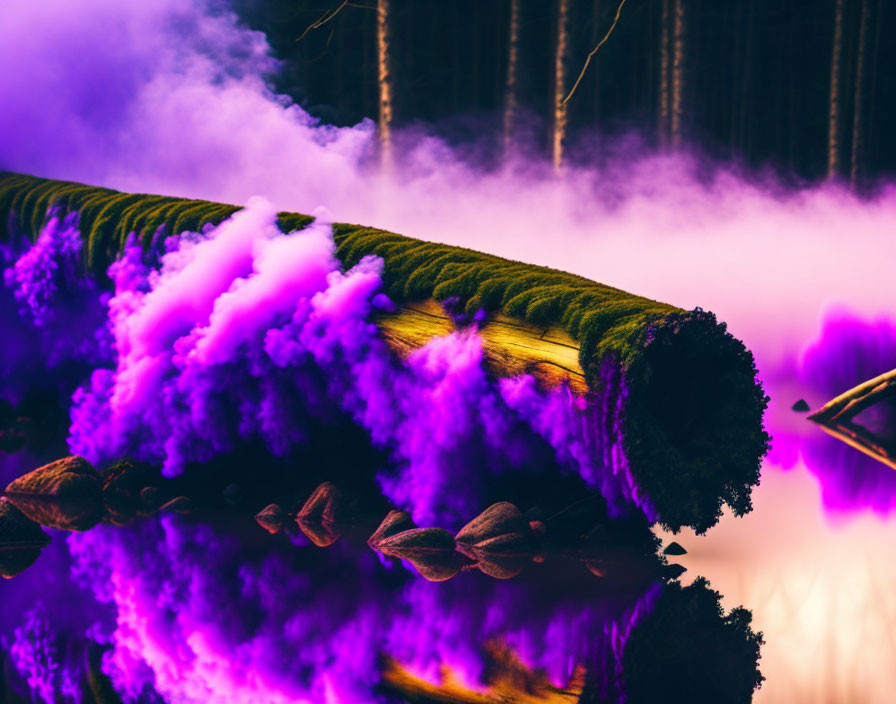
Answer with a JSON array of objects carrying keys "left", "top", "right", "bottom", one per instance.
[
  {"left": 362, "top": 3, "right": 374, "bottom": 118},
  {"left": 827, "top": 0, "right": 845, "bottom": 179},
  {"left": 592, "top": 0, "right": 601, "bottom": 122},
  {"left": 377, "top": 0, "right": 394, "bottom": 170},
  {"left": 659, "top": 0, "right": 670, "bottom": 147},
  {"left": 850, "top": 0, "right": 871, "bottom": 188},
  {"left": 670, "top": 0, "right": 684, "bottom": 148},
  {"left": 552, "top": 0, "right": 571, "bottom": 170},
  {"left": 503, "top": 0, "right": 521, "bottom": 156},
  {"left": 866, "top": 0, "right": 883, "bottom": 175},
  {"left": 736, "top": 0, "right": 755, "bottom": 156}
]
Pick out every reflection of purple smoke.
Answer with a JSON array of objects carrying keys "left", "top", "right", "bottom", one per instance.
[
  {"left": 798, "top": 310, "right": 896, "bottom": 516},
  {"left": 60, "top": 202, "right": 648, "bottom": 526},
  {"left": 5, "top": 604, "right": 82, "bottom": 703},
  {"left": 60, "top": 516, "right": 657, "bottom": 703}
]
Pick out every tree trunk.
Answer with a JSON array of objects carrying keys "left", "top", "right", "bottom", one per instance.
[
  {"left": 552, "top": 0, "right": 571, "bottom": 171},
  {"left": 377, "top": 0, "right": 394, "bottom": 170},
  {"left": 503, "top": 0, "right": 522, "bottom": 157},
  {"left": 827, "top": 0, "right": 845, "bottom": 179},
  {"left": 592, "top": 0, "right": 601, "bottom": 122},
  {"left": 737, "top": 0, "right": 755, "bottom": 156},
  {"left": 659, "top": 0, "right": 670, "bottom": 147},
  {"left": 850, "top": 0, "right": 871, "bottom": 188},
  {"left": 670, "top": 0, "right": 685, "bottom": 148}
]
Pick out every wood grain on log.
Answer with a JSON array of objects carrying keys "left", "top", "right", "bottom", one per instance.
[{"left": 375, "top": 299, "right": 588, "bottom": 394}]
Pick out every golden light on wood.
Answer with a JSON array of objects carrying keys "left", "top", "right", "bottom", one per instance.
[
  {"left": 374, "top": 299, "right": 588, "bottom": 395},
  {"left": 380, "top": 641, "right": 583, "bottom": 704},
  {"left": 808, "top": 367, "right": 896, "bottom": 471}
]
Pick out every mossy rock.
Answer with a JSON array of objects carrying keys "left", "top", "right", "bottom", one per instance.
[{"left": 5, "top": 455, "right": 104, "bottom": 531}]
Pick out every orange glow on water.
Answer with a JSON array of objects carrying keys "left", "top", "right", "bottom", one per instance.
[{"left": 658, "top": 463, "right": 896, "bottom": 703}]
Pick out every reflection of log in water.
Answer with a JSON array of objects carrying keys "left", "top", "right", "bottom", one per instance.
[
  {"left": 0, "top": 172, "right": 770, "bottom": 533},
  {"left": 378, "top": 577, "right": 764, "bottom": 704}
]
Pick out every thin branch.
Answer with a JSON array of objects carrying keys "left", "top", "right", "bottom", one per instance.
[
  {"left": 296, "top": 1, "right": 350, "bottom": 43},
  {"left": 306, "top": 27, "right": 336, "bottom": 63},
  {"left": 562, "top": 0, "right": 629, "bottom": 105}
]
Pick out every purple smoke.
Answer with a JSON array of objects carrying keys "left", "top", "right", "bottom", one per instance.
[
  {"left": 796, "top": 310, "right": 896, "bottom": 517},
  {"left": 59, "top": 201, "right": 648, "bottom": 526}
]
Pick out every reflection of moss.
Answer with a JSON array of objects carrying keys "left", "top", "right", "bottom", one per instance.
[
  {"left": 0, "top": 171, "right": 769, "bottom": 533},
  {"left": 622, "top": 577, "right": 764, "bottom": 704}
]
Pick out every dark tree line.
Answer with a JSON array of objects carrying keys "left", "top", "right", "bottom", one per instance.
[{"left": 233, "top": 0, "right": 896, "bottom": 186}]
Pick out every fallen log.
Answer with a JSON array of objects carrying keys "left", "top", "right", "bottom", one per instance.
[
  {"left": 809, "top": 367, "right": 896, "bottom": 471},
  {"left": 0, "top": 172, "right": 770, "bottom": 532}
]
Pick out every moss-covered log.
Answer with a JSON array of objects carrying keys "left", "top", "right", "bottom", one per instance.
[{"left": 0, "top": 172, "right": 769, "bottom": 532}]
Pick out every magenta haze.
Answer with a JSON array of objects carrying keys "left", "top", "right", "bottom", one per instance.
[
  {"left": 58, "top": 201, "right": 649, "bottom": 525},
  {"left": 796, "top": 311, "right": 896, "bottom": 516},
  {"left": 61, "top": 517, "right": 659, "bottom": 703}
]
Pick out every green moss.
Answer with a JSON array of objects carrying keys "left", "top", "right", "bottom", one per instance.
[{"left": 0, "top": 171, "right": 770, "bottom": 532}]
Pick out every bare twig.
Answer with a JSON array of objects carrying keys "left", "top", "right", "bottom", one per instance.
[
  {"left": 562, "top": 0, "right": 629, "bottom": 105},
  {"left": 296, "top": 1, "right": 350, "bottom": 43}
]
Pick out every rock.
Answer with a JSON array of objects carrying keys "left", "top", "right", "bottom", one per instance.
[
  {"left": 297, "top": 482, "right": 343, "bottom": 524},
  {"left": 102, "top": 461, "right": 159, "bottom": 523},
  {"left": 375, "top": 527, "right": 465, "bottom": 582},
  {"left": 160, "top": 496, "right": 192, "bottom": 514},
  {"left": 368, "top": 510, "right": 417, "bottom": 547},
  {"left": 456, "top": 502, "right": 533, "bottom": 546},
  {"left": 663, "top": 541, "right": 687, "bottom": 556},
  {"left": 297, "top": 518, "right": 342, "bottom": 547},
  {"left": 222, "top": 483, "right": 245, "bottom": 507},
  {"left": 295, "top": 483, "right": 344, "bottom": 547},
  {"left": 0, "top": 500, "right": 50, "bottom": 579},
  {"left": 473, "top": 552, "right": 530, "bottom": 580},
  {"left": 529, "top": 520, "right": 547, "bottom": 536},
  {"left": 5, "top": 456, "right": 103, "bottom": 531},
  {"left": 377, "top": 527, "right": 456, "bottom": 553},
  {"left": 663, "top": 563, "right": 688, "bottom": 580},
  {"left": 255, "top": 504, "right": 286, "bottom": 535},
  {"left": 456, "top": 502, "right": 534, "bottom": 555},
  {"left": 792, "top": 399, "right": 811, "bottom": 412},
  {"left": 455, "top": 503, "right": 536, "bottom": 579}
]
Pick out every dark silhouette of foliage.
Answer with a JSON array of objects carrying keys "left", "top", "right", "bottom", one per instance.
[{"left": 622, "top": 577, "right": 764, "bottom": 704}]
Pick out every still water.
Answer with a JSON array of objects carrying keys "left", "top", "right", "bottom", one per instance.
[{"left": 2, "top": 396, "right": 895, "bottom": 704}]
